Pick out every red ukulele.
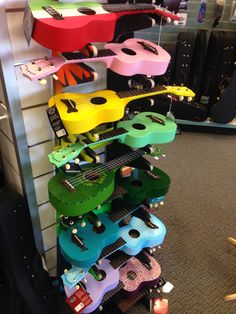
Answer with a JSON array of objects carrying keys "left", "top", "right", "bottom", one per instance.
[{"left": 26, "top": 0, "right": 180, "bottom": 51}]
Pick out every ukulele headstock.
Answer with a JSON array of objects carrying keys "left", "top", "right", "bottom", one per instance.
[
  {"left": 20, "top": 56, "right": 63, "bottom": 81},
  {"left": 165, "top": 86, "right": 195, "bottom": 102}
]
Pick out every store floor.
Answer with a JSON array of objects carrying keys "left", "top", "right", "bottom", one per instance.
[{"left": 128, "top": 131, "right": 236, "bottom": 314}]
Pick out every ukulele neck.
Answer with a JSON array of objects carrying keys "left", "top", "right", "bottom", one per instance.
[{"left": 117, "top": 85, "right": 168, "bottom": 104}]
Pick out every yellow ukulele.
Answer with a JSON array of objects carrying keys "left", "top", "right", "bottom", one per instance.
[{"left": 48, "top": 85, "right": 195, "bottom": 134}]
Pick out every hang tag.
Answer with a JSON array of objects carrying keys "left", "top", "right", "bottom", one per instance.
[
  {"left": 47, "top": 105, "right": 68, "bottom": 139},
  {"left": 153, "top": 298, "right": 168, "bottom": 314},
  {"left": 66, "top": 285, "right": 92, "bottom": 313},
  {"left": 198, "top": 0, "right": 207, "bottom": 23},
  {"left": 162, "top": 281, "right": 174, "bottom": 293},
  {"left": 23, "top": 5, "right": 34, "bottom": 46}
]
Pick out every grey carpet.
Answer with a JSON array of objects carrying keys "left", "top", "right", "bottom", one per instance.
[{"left": 128, "top": 131, "right": 236, "bottom": 314}]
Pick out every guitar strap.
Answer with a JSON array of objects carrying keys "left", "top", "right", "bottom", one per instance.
[
  {"left": 174, "top": 32, "right": 196, "bottom": 85},
  {"left": 210, "top": 67, "right": 236, "bottom": 124},
  {"left": 0, "top": 188, "right": 56, "bottom": 314},
  {"left": 212, "top": 0, "right": 225, "bottom": 27}
]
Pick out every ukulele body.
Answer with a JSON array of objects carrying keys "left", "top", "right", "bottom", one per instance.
[
  {"left": 48, "top": 91, "right": 125, "bottom": 135},
  {"left": 59, "top": 214, "right": 120, "bottom": 267},
  {"left": 119, "top": 167, "right": 171, "bottom": 206},
  {"left": 48, "top": 163, "right": 115, "bottom": 216},
  {"left": 119, "top": 253, "right": 161, "bottom": 296},
  {"left": 119, "top": 214, "right": 166, "bottom": 255}
]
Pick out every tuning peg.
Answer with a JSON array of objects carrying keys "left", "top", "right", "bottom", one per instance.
[
  {"left": 39, "top": 79, "right": 47, "bottom": 85},
  {"left": 65, "top": 164, "right": 70, "bottom": 170},
  {"left": 154, "top": 203, "right": 159, "bottom": 208},
  {"left": 74, "top": 158, "right": 80, "bottom": 164},
  {"left": 64, "top": 269, "right": 68, "bottom": 273},
  {"left": 173, "top": 20, "right": 179, "bottom": 25},
  {"left": 97, "top": 259, "right": 102, "bottom": 265},
  {"left": 161, "top": 154, "right": 166, "bottom": 158},
  {"left": 76, "top": 285, "right": 80, "bottom": 290},
  {"left": 83, "top": 278, "right": 87, "bottom": 284},
  {"left": 95, "top": 155, "right": 100, "bottom": 163},
  {"left": 160, "top": 201, "right": 164, "bottom": 206},
  {"left": 72, "top": 228, "right": 77, "bottom": 235},
  {"left": 52, "top": 74, "right": 59, "bottom": 80},
  {"left": 179, "top": 95, "right": 184, "bottom": 101},
  {"left": 154, "top": 156, "right": 159, "bottom": 160},
  {"left": 96, "top": 220, "right": 102, "bottom": 228},
  {"left": 80, "top": 221, "right": 86, "bottom": 227},
  {"left": 149, "top": 17, "right": 156, "bottom": 27},
  {"left": 99, "top": 305, "right": 103, "bottom": 311},
  {"left": 152, "top": 247, "right": 157, "bottom": 253},
  {"left": 166, "top": 17, "right": 171, "bottom": 23},
  {"left": 187, "top": 96, "right": 193, "bottom": 102}
]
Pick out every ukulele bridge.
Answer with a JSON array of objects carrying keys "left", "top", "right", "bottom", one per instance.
[
  {"left": 61, "top": 179, "right": 76, "bottom": 192},
  {"left": 42, "top": 6, "right": 64, "bottom": 20}
]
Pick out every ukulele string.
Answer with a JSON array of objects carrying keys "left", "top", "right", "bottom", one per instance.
[
  {"left": 66, "top": 150, "right": 143, "bottom": 185},
  {"left": 65, "top": 149, "right": 141, "bottom": 184}
]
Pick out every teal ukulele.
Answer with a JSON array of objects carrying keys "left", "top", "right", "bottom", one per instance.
[
  {"left": 48, "top": 146, "right": 160, "bottom": 216},
  {"left": 48, "top": 112, "right": 177, "bottom": 168}
]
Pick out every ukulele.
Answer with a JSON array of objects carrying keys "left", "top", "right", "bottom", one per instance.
[
  {"left": 20, "top": 38, "right": 170, "bottom": 82},
  {"left": 59, "top": 211, "right": 166, "bottom": 269},
  {"left": 48, "top": 111, "right": 177, "bottom": 168},
  {"left": 47, "top": 86, "right": 195, "bottom": 135},
  {"left": 26, "top": 0, "right": 180, "bottom": 51},
  {"left": 59, "top": 202, "right": 142, "bottom": 268},
  {"left": 119, "top": 253, "right": 161, "bottom": 296},
  {"left": 48, "top": 146, "right": 161, "bottom": 216}
]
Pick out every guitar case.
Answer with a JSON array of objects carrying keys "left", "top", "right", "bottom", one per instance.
[
  {"left": 0, "top": 187, "right": 57, "bottom": 314},
  {"left": 174, "top": 32, "right": 196, "bottom": 86},
  {"left": 188, "top": 30, "right": 207, "bottom": 103},
  {"left": 210, "top": 68, "right": 236, "bottom": 124}
]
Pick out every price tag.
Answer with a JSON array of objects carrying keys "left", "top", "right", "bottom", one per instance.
[
  {"left": 66, "top": 285, "right": 92, "bottom": 313},
  {"left": 47, "top": 105, "right": 68, "bottom": 139},
  {"left": 23, "top": 5, "right": 34, "bottom": 46}
]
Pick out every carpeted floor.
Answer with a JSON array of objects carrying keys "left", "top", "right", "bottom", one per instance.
[{"left": 128, "top": 131, "right": 236, "bottom": 314}]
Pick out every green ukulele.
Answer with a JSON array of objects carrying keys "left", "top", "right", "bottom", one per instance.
[
  {"left": 48, "top": 147, "right": 161, "bottom": 217},
  {"left": 48, "top": 112, "right": 177, "bottom": 168}
]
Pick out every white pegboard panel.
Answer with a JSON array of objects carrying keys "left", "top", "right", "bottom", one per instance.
[
  {"left": 42, "top": 224, "right": 57, "bottom": 251},
  {"left": 22, "top": 104, "right": 54, "bottom": 146},
  {"left": 45, "top": 246, "right": 57, "bottom": 270},
  {"left": 38, "top": 202, "right": 56, "bottom": 230},
  {"left": 34, "top": 172, "right": 54, "bottom": 206},
  {"left": 29, "top": 140, "right": 55, "bottom": 178},
  {"left": 15, "top": 66, "right": 52, "bottom": 109},
  {"left": 6, "top": 11, "right": 49, "bottom": 63}
]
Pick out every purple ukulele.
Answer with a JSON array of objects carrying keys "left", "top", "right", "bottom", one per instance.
[
  {"left": 20, "top": 38, "right": 170, "bottom": 81},
  {"left": 65, "top": 259, "right": 120, "bottom": 313}
]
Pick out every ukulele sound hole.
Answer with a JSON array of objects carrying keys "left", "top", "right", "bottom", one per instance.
[
  {"left": 77, "top": 7, "right": 96, "bottom": 15},
  {"left": 84, "top": 173, "right": 99, "bottom": 181},
  {"left": 98, "top": 270, "right": 106, "bottom": 281},
  {"left": 130, "top": 179, "right": 143, "bottom": 187},
  {"left": 121, "top": 48, "right": 136, "bottom": 56},
  {"left": 128, "top": 229, "right": 140, "bottom": 238},
  {"left": 91, "top": 97, "right": 107, "bottom": 105},
  {"left": 127, "top": 270, "right": 137, "bottom": 280},
  {"left": 132, "top": 123, "right": 146, "bottom": 130}
]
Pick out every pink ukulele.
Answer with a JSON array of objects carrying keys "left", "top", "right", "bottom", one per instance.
[
  {"left": 119, "top": 252, "right": 161, "bottom": 296},
  {"left": 20, "top": 38, "right": 170, "bottom": 82}
]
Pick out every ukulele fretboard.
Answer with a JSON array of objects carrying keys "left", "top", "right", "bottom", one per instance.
[
  {"left": 62, "top": 49, "right": 116, "bottom": 61},
  {"left": 103, "top": 186, "right": 127, "bottom": 204},
  {"left": 99, "top": 127, "right": 128, "bottom": 141},
  {"left": 117, "top": 85, "right": 167, "bottom": 99},
  {"left": 99, "top": 238, "right": 126, "bottom": 260},
  {"left": 109, "top": 251, "right": 131, "bottom": 269},
  {"left": 103, "top": 3, "right": 156, "bottom": 13},
  {"left": 109, "top": 204, "right": 138, "bottom": 223},
  {"left": 102, "top": 281, "right": 124, "bottom": 304}
]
